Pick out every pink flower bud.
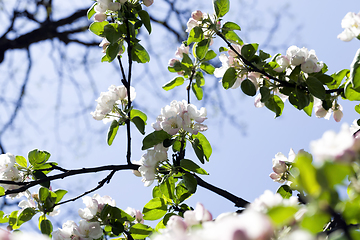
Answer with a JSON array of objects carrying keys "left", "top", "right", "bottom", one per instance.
[
  {"left": 143, "top": 0, "right": 154, "bottom": 7},
  {"left": 191, "top": 10, "right": 203, "bottom": 21},
  {"left": 94, "top": 13, "right": 107, "bottom": 22}
]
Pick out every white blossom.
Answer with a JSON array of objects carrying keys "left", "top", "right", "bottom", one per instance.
[
  {"left": 0, "top": 153, "right": 16, "bottom": 173},
  {"left": 73, "top": 220, "right": 103, "bottom": 239},
  {"left": 269, "top": 148, "right": 295, "bottom": 183},
  {"left": 250, "top": 190, "right": 298, "bottom": 213},
  {"left": 338, "top": 12, "right": 360, "bottom": 42}
]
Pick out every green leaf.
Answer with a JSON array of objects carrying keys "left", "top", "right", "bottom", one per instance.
[
  {"left": 329, "top": 69, "right": 349, "bottom": 89},
  {"left": 303, "top": 97, "right": 314, "bottom": 117},
  {"left": 104, "top": 23, "right": 122, "bottom": 43},
  {"left": 241, "top": 43, "right": 259, "bottom": 61},
  {"left": 224, "top": 31, "right": 243, "bottom": 45},
  {"left": 204, "top": 50, "right": 217, "bottom": 61},
  {"left": 160, "top": 176, "right": 176, "bottom": 201},
  {"left": 0, "top": 211, "right": 9, "bottom": 223},
  {"left": 182, "top": 172, "right": 197, "bottom": 193},
  {"left": 292, "top": 153, "right": 320, "bottom": 197},
  {"left": 345, "top": 81, "right": 360, "bottom": 101},
  {"left": 130, "top": 223, "right": 153, "bottom": 239},
  {"left": 15, "top": 156, "right": 27, "bottom": 168},
  {"left": 259, "top": 50, "right": 271, "bottom": 61},
  {"left": 301, "top": 208, "right": 331, "bottom": 234},
  {"left": 289, "top": 89, "right": 310, "bottom": 110},
  {"left": 277, "top": 185, "right": 292, "bottom": 199},
  {"left": 155, "top": 213, "right": 176, "bottom": 231},
  {"left": 355, "top": 104, "right": 360, "bottom": 114},
  {"left": 187, "top": 26, "right": 204, "bottom": 45},
  {"left": 132, "top": 117, "right": 145, "bottom": 135},
  {"left": 191, "top": 138, "right": 205, "bottom": 164},
  {"left": 172, "top": 137, "right": 185, "bottom": 152},
  {"left": 222, "top": 21, "right": 241, "bottom": 31},
  {"left": 265, "top": 95, "right": 284, "bottom": 118},
  {"left": 89, "top": 21, "right": 109, "bottom": 36},
  {"left": 195, "top": 39, "right": 210, "bottom": 60},
  {"left": 0, "top": 186, "right": 4, "bottom": 197},
  {"left": 9, "top": 211, "right": 18, "bottom": 227},
  {"left": 142, "top": 130, "right": 172, "bottom": 150},
  {"left": 267, "top": 206, "right": 298, "bottom": 226},
  {"left": 40, "top": 219, "right": 53, "bottom": 236},
  {"left": 200, "top": 62, "right": 215, "bottom": 74},
  {"left": 213, "top": 0, "right": 230, "bottom": 17},
  {"left": 138, "top": 10, "right": 151, "bottom": 34},
  {"left": 131, "top": 43, "right": 150, "bottom": 63},
  {"left": 107, "top": 120, "right": 120, "bottom": 146},
  {"left": 28, "top": 149, "right": 51, "bottom": 167},
  {"left": 87, "top": 2, "right": 96, "bottom": 20},
  {"left": 106, "top": 42, "right": 121, "bottom": 62},
  {"left": 241, "top": 79, "right": 257, "bottom": 96},
  {"left": 350, "top": 48, "right": 360, "bottom": 90},
  {"left": 142, "top": 197, "right": 167, "bottom": 220},
  {"left": 175, "top": 181, "right": 192, "bottom": 204},
  {"left": 192, "top": 133, "right": 212, "bottom": 161},
  {"left": 181, "top": 53, "right": 193, "bottom": 67},
  {"left": 222, "top": 67, "right": 237, "bottom": 89},
  {"left": 319, "top": 162, "right": 352, "bottom": 188},
  {"left": 39, "top": 187, "right": 49, "bottom": 203},
  {"left": 162, "top": 77, "right": 185, "bottom": 91},
  {"left": 180, "top": 159, "right": 208, "bottom": 175},
  {"left": 130, "top": 109, "right": 147, "bottom": 123},
  {"left": 260, "top": 87, "right": 271, "bottom": 102},
  {"left": 306, "top": 76, "right": 326, "bottom": 99},
  {"left": 33, "top": 170, "right": 50, "bottom": 188},
  {"left": 192, "top": 83, "right": 203, "bottom": 100},
  {"left": 54, "top": 189, "right": 67, "bottom": 204},
  {"left": 18, "top": 208, "right": 36, "bottom": 226}
]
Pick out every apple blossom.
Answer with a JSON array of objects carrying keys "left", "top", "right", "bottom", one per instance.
[
  {"left": 152, "top": 100, "right": 208, "bottom": 135},
  {"left": 191, "top": 10, "right": 203, "bottom": 21},
  {"left": 138, "top": 144, "right": 168, "bottom": 186},
  {"left": 183, "top": 202, "right": 212, "bottom": 226},
  {"left": 73, "top": 220, "right": 103, "bottom": 239},
  {"left": 338, "top": 12, "right": 360, "bottom": 42},
  {"left": 313, "top": 98, "right": 343, "bottom": 122},
  {"left": 0, "top": 153, "right": 15, "bottom": 173},
  {"left": 274, "top": 55, "right": 290, "bottom": 72},
  {"left": 350, "top": 119, "right": 360, "bottom": 138},
  {"left": 52, "top": 220, "right": 78, "bottom": 240},
  {"left": 269, "top": 148, "right": 295, "bottom": 183},
  {"left": 250, "top": 190, "right": 298, "bottom": 213},
  {"left": 175, "top": 44, "right": 190, "bottom": 58},
  {"left": 310, "top": 124, "right": 360, "bottom": 163},
  {"left": 78, "top": 194, "right": 116, "bottom": 220},
  {"left": 125, "top": 207, "right": 144, "bottom": 224}
]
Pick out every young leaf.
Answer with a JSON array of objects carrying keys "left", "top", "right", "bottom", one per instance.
[
  {"left": 241, "top": 43, "right": 259, "bottom": 61},
  {"left": 130, "top": 109, "right": 148, "bottom": 124},
  {"left": 192, "top": 133, "right": 212, "bottom": 161},
  {"left": 204, "top": 50, "right": 217, "bottom": 61},
  {"left": 107, "top": 120, "right": 119, "bottom": 146},
  {"left": 132, "top": 116, "right": 146, "bottom": 135},
  {"left": 350, "top": 48, "right": 360, "bottom": 90},
  {"left": 222, "top": 21, "right": 241, "bottom": 31},
  {"left": 180, "top": 159, "right": 208, "bottom": 175},
  {"left": 195, "top": 39, "right": 210, "bottom": 60},
  {"left": 241, "top": 79, "right": 257, "bottom": 96},
  {"left": 17, "top": 208, "right": 36, "bottom": 226},
  {"left": 87, "top": 2, "right": 96, "bottom": 20},
  {"left": 104, "top": 23, "right": 122, "bottom": 43},
  {"left": 160, "top": 176, "right": 176, "bottom": 201},
  {"left": 106, "top": 42, "right": 121, "bottom": 62},
  {"left": 191, "top": 138, "right": 205, "bottom": 164},
  {"left": 192, "top": 82, "right": 203, "bottom": 100},
  {"left": 345, "top": 81, "right": 360, "bottom": 101},
  {"left": 213, "top": 0, "right": 230, "bottom": 17},
  {"left": 200, "top": 62, "right": 215, "bottom": 74},
  {"left": 33, "top": 170, "right": 50, "bottom": 188},
  {"left": 0, "top": 186, "right": 4, "bottom": 197},
  {"left": 142, "top": 197, "right": 167, "bottom": 220},
  {"left": 15, "top": 156, "right": 27, "bottom": 168},
  {"left": 175, "top": 181, "right": 192, "bottom": 204},
  {"left": 131, "top": 43, "right": 150, "bottom": 63},
  {"left": 89, "top": 21, "right": 109, "bottom": 36},
  {"left": 142, "top": 130, "right": 172, "bottom": 150},
  {"left": 182, "top": 172, "right": 197, "bottom": 193},
  {"left": 277, "top": 185, "right": 292, "bottom": 199},
  {"left": 187, "top": 26, "right": 204, "bottom": 45},
  {"left": 40, "top": 219, "right": 53, "bottom": 236},
  {"left": 162, "top": 77, "right": 185, "bottom": 91},
  {"left": 54, "top": 189, "right": 68, "bottom": 204},
  {"left": 28, "top": 149, "right": 51, "bottom": 167},
  {"left": 306, "top": 76, "right": 326, "bottom": 100},
  {"left": 224, "top": 31, "right": 243, "bottom": 45},
  {"left": 130, "top": 223, "right": 153, "bottom": 239},
  {"left": 222, "top": 67, "right": 237, "bottom": 89},
  {"left": 138, "top": 10, "right": 151, "bottom": 34},
  {"left": 265, "top": 95, "right": 284, "bottom": 118}
]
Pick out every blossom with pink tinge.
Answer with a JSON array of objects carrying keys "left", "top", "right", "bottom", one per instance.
[
  {"left": 175, "top": 44, "right": 190, "bottom": 58},
  {"left": 143, "top": 0, "right": 154, "bottom": 7}
]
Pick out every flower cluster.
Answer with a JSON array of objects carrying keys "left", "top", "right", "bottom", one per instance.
[
  {"left": 0, "top": 153, "right": 28, "bottom": 199},
  {"left": 274, "top": 45, "right": 323, "bottom": 74},
  {"left": 310, "top": 123, "right": 360, "bottom": 164},
  {"left": 269, "top": 149, "right": 296, "bottom": 184},
  {"left": 91, "top": 85, "right": 136, "bottom": 123},
  {"left": 214, "top": 44, "right": 262, "bottom": 90},
  {"left": 338, "top": 11, "right": 360, "bottom": 42},
  {"left": 186, "top": 10, "right": 218, "bottom": 39},
  {"left": 313, "top": 97, "right": 343, "bottom": 122},
  {"left": 137, "top": 144, "right": 168, "bottom": 187},
  {"left": 93, "top": 0, "right": 124, "bottom": 22},
  {"left": 53, "top": 194, "right": 117, "bottom": 239},
  {"left": 18, "top": 192, "right": 60, "bottom": 217},
  {"left": 152, "top": 100, "right": 207, "bottom": 135},
  {"left": 153, "top": 202, "right": 275, "bottom": 240}
]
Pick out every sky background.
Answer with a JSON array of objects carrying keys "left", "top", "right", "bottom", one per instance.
[{"left": 1, "top": 0, "right": 360, "bottom": 230}]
